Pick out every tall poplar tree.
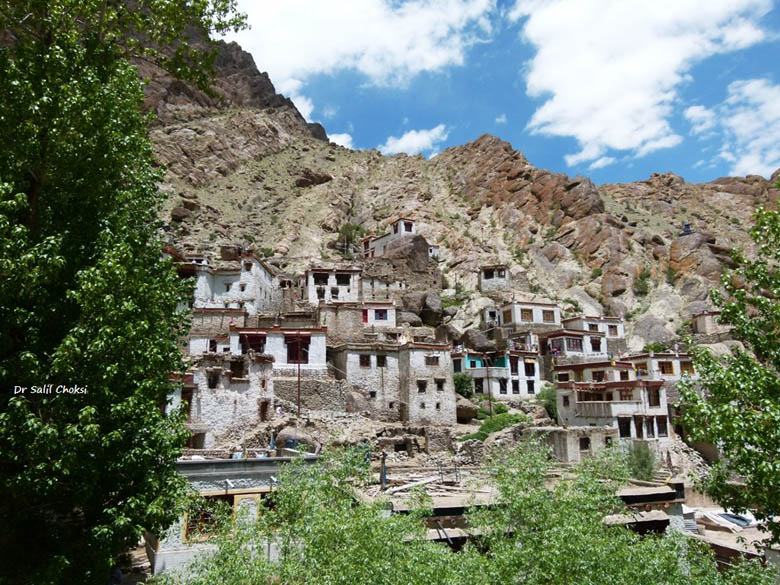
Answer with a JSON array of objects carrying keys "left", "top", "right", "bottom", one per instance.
[{"left": 0, "top": 2, "right": 244, "bottom": 582}]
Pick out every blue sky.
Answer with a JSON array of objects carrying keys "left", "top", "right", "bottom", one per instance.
[{"left": 226, "top": 0, "right": 780, "bottom": 184}]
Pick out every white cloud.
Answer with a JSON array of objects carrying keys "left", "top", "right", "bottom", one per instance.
[
  {"left": 495, "top": 113, "right": 508, "bottom": 124},
  {"left": 329, "top": 133, "right": 354, "bottom": 149},
  {"left": 684, "top": 105, "right": 717, "bottom": 135},
  {"left": 509, "top": 0, "right": 771, "bottom": 167},
  {"left": 322, "top": 105, "right": 339, "bottom": 119},
  {"left": 229, "top": 0, "right": 496, "bottom": 91},
  {"left": 277, "top": 78, "right": 314, "bottom": 121},
  {"left": 716, "top": 78, "right": 780, "bottom": 177},
  {"left": 378, "top": 124, "right": 449, "bottom": 155},
  {"left": 589, "top": 156, "right": 616, "bottom": 170}
]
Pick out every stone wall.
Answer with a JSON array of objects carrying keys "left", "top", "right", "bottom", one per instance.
[
  {"left": 399, "top": 347, "right": 456, "bottom": 425},
  {"left": 273, "top": 377, "right": 354, "bottom": 411}
]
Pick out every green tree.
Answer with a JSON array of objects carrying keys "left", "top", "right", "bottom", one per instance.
[
  {"left": 157, "top": 444, "right": 773, "bottom": 585},
  {"left": 0, "top": 2, "right": 244, "bottom": 582},
  {"left": 453, "top": 372, "right": 473, "bottom": 399},
  {"left": 627, "top": 440, "right": 655, "bottom": 481},
  {"left": 680, "top": 204, "right": 780, "bottom": 544},
  {"left": 537, "top": 381, "right": 558, "bottom": 421}
]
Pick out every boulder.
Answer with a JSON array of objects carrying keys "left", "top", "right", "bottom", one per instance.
[
  {"left": 345, "top": 391, "right": 371, "bottom": 414},
  {"left": 295, "top": 168, "right": 332, "bottom": 188},
  {"left": 602, "top": 267, "right": 629, "bottom": 297},
  {"left": 462, "top": 329, "right": 495, "bottom": 352},
  {"left": 384, "top": 234, "right": 433, "bottom": 272},
  {"left": 398, "top": 311, "right": 422, "bottom": 326},
  {"left": 419, "top": 291, "right": 443, "bottom": 326},
  {"left": 443, "top": 305, "right": 459, "bottom": 318},
  {"left": 402, "top": 291, "right": 427, "bottom": 314},
  {"left": 456, "top": 396, "right": 479, "bottom": 423},
  {"left": 633, "top": 315, "right": 675, "bottom": 344},
  {"left": 170, "top": 206, "right": 192, "bottom": 222},
  {"left": 276, "top": 427, "right": 320, "bottom": 453}
]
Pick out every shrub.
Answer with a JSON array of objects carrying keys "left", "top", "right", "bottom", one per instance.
[
  {"left": 643, "top": 342, "right": 666, "bottom": 353},
  {"left": 627, "top": 441, "right": 656, "bottom": 481},
  {"left": 537, "top": 383, "right": 558, "bottom": 422},
  {"left": 665, "top": 267, "right": 679, "bottom": 286},
  {"left": 591, "top": 267, "right": 603, "bottom": 279},
  {"left": 633, "top": 267, "right": 651, "bottom": 296},
  {"left": 453, "top": 373, "right": 473, "bottom": 399}
]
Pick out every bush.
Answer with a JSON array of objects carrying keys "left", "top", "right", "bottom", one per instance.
[
  {"left": 537, "top": 383, "right": 558, "bottom": 422},
  {"left": 665, "top": 267, "right": 679, "bottom": 286},
  {"left": 633, "top": 267, "right": 651, "bottom": 296},
  {"left": 493, "top": 403, "right": 509, "bottom": 415},
  {"left": 453, "top": 373, "right": 473, "bottom": 399},
  {"left": 591, "top": 267, "right": 603, "bottom": 279},
  {"left": 458, "top": 413, "right": 528, "bottom": 441},
  {"left": 643, "top": 342, "right": 666, "bottom": 353},
  {"left": 628, "top": 441, "right": 656, "bottom": 481}
]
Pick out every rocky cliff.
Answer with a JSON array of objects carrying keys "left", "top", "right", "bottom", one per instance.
[{"left": 146, "top": 40, "right": 780, "bottom": 350}]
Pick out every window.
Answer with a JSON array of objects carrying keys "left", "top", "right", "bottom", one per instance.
[
  {"left": 362, "top": 309, "right": 368, "bottom": 323},
  {"left": 524, "top": 362, "right": 535, "bottom": 376},
  {"left": 417, "top": 380, "right": 427, "bottom": 393},
  {"left": 374, "top": 309, "right": 388, "bottom": 321},
  {"left": 313, "top": 272, "right": 329, "bottom": 285},
  {"left": 377, "top": 355, "right": 387, "bottom": 368},
  {"left": 359, "top": 354, "right": 371, "bottom": 368},
  {"left": 618, "top": 417, "right": 631, "bottom": 438},
  {"left": 659, "top": 361, "right": 674, "bottom": 376},
  {"left": 605, "top": 436, "right": 613, "bottom": 446},
  {"left": 497, "top": 269, "right": 506, "bottom": 278},
  {"left": 619, "top": 389, "right": 633, "bottom": 401},
  {"left": 207, "top": 373, "right": 219, "bottom": 389},
  {"left": 645, "top": 417, "right": 655, "bottom": 438},
  {"left": 592, "top": 371, "right": 605, "bottom": 382},
  {"left": 488, "top": 310, "right": 497, "bottom": 321},
  {"left": 526, "top": 380, "right": 535, "bottom": 395},
  {"left": 521, "top": 308, "right": 533, "bottom": 322},
  {"left": 657, "top": 416, "right": 668, "bottom": 437},
  {"left": 680, "top": 362, "right": 695, "bottom": 375},
  {"left": 608, "top": 325, "right": 618, "bottom": 336},
  {"left": 636, "top": 363, "right": 649, "bottom": 377},
  {"left": 512, "top": 380, "right": 520, "bottom": 394},
  {"left": 331, "top": 287, "right": 340, "bottom": 299},
  {"left": 286, "top": 336, "right": 310, "bottom": 364},
  {"left": 369, "top": 391, "right": 377, "bottom": 399},
  {"left": 335, "top": 273, "right": 351, "bottom": 286},
  {"left": 474, "top": 378, "right": 484, "bottom": 394},
  {"left": 591, "top": 337, "right": 601, "bottom": 352},
  {"left": 510, "top": 357, "right": 518, "bottom": 374},
  {"left": 499, "top": 379, "right": 508, "bottom": 394},
  {"left": 483, "top": 269, "right": 494, "bottom": 280},
  {"left": 435, "top": 402, "right": 441, "bottom": 410},
  {"left": 240, "top": 283, "right": 247, "bottom": 292},
  {"left": 404, "top": 221, "right": 413, "bottom": 232},
  {"left": 504, "top": 309, "right": 513, "bottom": 323},
  {"left": 551, "top": 338, "right": 565, "bottom": 353},
  {"left": 453, "top": 359, "right": 462, "bottom": 373},
  {"left": 230, "top": 360, "right": 246, "bottom": 378},
  {"left": 566, "top": 337, "right": 583, "bottom": 352},
  {"left": 579, "top": 437, "right": 591, "bottom": 451},
  {"left": 588, "top": 323, "right": 599, "bottom": 332},
  {"left": 186, "top": 494, "right": 233, "bottom": 540},
  {"left": 208, "top": 339, "right": 217, "bottom": 353},
  {"left": 543, "top": 310, "right": 555, "bottom": 323},
  {"left": 436, "top": 378, "right": 445, "bottom": 392},
  {"left": 316, "top": 287, "right": 325, "bottom": 300},
  {"left": 225, "top": 282, "right": 232, "bottom": 292},
  {"left": 393, "top": 223, "right": 399, "bottom": 234},
  {"left": 425, "top": 355, "right": 440, "bottom": 366},
  {"left": 634, "top": 416, "right": 644, "bottom": 439},
  {"left": 557, "top": 372, "right": 570, "bottom": 382},
  {"left": 420, "top": 402, "right": 426, "bottom": 409},
  {"left": 562, "top": 395, "right": 570, "bottom": 407},
  {"left": 620, "top": 370, "right": 629, "bottom": 381},
  {"left": 244, "top": 261, "right": 252, "bottom": 271},
  {"left": 648, "top": 388, "right": 661, "bottom": 408}
]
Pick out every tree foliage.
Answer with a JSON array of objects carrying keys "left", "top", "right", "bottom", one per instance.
[
  {"left": 680, "top": 205, "right": 780, "bottom": 544},
  {"left": 0, "top": 1, "right": 244, "bottom": 582},
  {"left": 156, "top": 444, "right": 773, "bottom": 585}
]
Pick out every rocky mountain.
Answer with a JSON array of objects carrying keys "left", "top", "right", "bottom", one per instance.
[{"left": 146, "top": 40, "right": 780, "bottom": 351}]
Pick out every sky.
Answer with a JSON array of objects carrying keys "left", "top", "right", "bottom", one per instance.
[{"left": 225, "top": 0, "right": 780, "bottom": 184}]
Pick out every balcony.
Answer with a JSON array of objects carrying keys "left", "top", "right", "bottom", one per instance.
[{"left": 575, "top": 400, "right": 640, "bottom": 419}]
